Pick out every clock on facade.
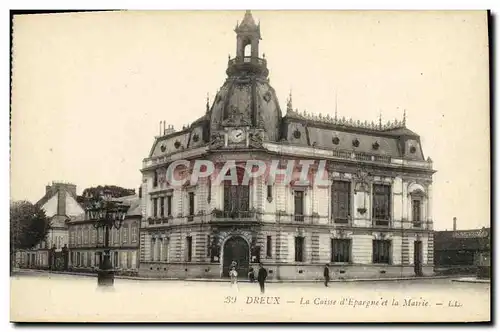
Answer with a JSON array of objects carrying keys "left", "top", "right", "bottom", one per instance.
[{"left": 229, "top": 128, "right": 245, "bottom": 143}]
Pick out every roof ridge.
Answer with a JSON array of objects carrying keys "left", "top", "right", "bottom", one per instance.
[{"left": 285, "top": 109, "right": 407, "bottom": 132}]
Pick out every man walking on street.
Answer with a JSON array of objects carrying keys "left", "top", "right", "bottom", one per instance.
[
  {"left": 324, "top": 263, "right": 330, "bottom": 287},
  {"left": 257, "top": 263, "right": 267, "bottom": 294}
]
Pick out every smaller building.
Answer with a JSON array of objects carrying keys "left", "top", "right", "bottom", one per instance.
[
  {"left": 67, "top": 194, "right": 141, "bottom": 275},
  {"left": 16, "top": 182, "right": 85, "bottom": 270},
  {"left": 434, "top": 226, "right": 490, "bottom": 276}
]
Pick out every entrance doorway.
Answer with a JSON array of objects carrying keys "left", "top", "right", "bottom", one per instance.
[
  {"left": 414, "top": 240, "right": 423, "bottom": 276},
  {"left": 223, "top": 236, "right": 250, "bottom": 278}
]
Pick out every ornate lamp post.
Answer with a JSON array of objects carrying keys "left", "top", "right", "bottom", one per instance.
[{"left": 87, "top": 198, "right": 129, "bottom": 286}]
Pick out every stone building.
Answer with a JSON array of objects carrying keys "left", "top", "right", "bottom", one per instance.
[
  {"left": 138, "top": 11, "right": 436, "bottom": 280},
  {"left": 67, "top": 194, "right": 141, "bottom": 275},
  {"left": 15, "top": 182, "right": 84, "bottom": 269}
]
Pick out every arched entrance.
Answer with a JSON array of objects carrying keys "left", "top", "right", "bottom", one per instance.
[{"left": 223, "top": 236, "right": 250, "bottom": 278}]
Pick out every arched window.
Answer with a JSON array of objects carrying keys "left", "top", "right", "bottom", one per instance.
[
  {"left": 223, "top": 167, "right": 250, "bottom": 216},
  {"left": 410, "top": 189, "right": 426, "bottom": 227},
  {"left": 244, "top": 43, "right": 252, "bottom": 57}
]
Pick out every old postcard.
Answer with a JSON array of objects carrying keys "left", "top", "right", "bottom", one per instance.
[{"left": 9, "top": 10, "right": 490, "bottom": 323}]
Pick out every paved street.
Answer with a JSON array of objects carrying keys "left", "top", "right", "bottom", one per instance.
[{"left": 10, "top": 271, "right": 490, "bottom": 323}]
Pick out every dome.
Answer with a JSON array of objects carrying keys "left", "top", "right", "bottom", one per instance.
[
  {"left": 208, "top": 11, "right": 283, "bottom": 142},
  {"left": 209, "top": 76, "right": 283, "bottom": 142}
]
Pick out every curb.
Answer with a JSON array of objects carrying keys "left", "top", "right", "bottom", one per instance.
[
  {"left": 451, "top": 278, "right": 490, "bottom": 284},
  {"left": 13, "top": 269, "right": 456, "bottom": 283}
]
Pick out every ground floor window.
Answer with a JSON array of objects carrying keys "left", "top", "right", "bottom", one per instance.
[
  {"left": 294, "top": 236, "right": 305, "bottom": 262},
  {"left": 266, "top": 236, "right": 272, "bottom": 258},
  {"left": 331, "top": 239, "right": 351, "bottom": 263},
  {"left": 372, "top": 240, "right": 391, "bottom": 264}
]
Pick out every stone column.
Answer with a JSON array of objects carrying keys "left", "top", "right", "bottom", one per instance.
[{"left": 427, "top": 183, "right": 433, "bottom": 224}]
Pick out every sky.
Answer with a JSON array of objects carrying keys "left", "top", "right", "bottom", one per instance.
[{"left": 10, "top": 10, "right": 490, "bottom": 231}]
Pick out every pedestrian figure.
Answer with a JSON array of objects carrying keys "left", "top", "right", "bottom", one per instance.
[
  {"left": 324, "top": 263, "right": 330, "bottom": 287},
  {"left": 248, "top": 267, "right": 255, "bottom": 282},
  {"left": 257, "top": 263, "right": 267, "bottom": 294},
  {"left": 230, "top": 266, "right": 238, "bottom": 290}
]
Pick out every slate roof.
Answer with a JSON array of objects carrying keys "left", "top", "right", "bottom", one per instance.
[{"left": 434, "top": 228, "right": 490, "bottom": 251}]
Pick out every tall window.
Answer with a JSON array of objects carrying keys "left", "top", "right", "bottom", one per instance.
[
  {"left": 163, "top": 238, "right": 169, "bottom": 262},
  {"left": 207, "top": 235, "right": 211, "bottom": 257},
  {"left": 331, "top": 239, "right": 351, "bottom": 263},
  {"left": 187, "top": 192, "right": 195, "bottom": 221},
  {"left": 98, "top": 228, "right": 104, "bottom": 244},
  {"left": 373, "top": 240, "right": 391, "bottom": 264},
  {"left": 84, "top": 227, "right": 89, "bottom": 244},
  {"left": 91, "top": 228, "right": 97, "bottom": 245},
  {"left": 332, "top": 181, "right": 351, "bottom": 223},
  {"left": 412, "top": 199, "right": 422, "bottom": 227},
  {"left": 166, "top": 195, "right": 172, "bottom": 216},
  {"left": 373, "top": 184, "right": 391, "bottom": 225},
  {"left": 160, "top": 197, "right": 165, "bottom": 217},
  {"left": 188, "top": 192, "right": 195, "bottom": 215},
  {"left": 131, "top": 225, "right": 138, "bottom": 242},
  {"left": 152, "top": 198, "right": 158, "bottom": 217},
  {"left": 266, "top": 236, "right": 272, "bottom": 258},
  {"left": 223, "top": 168, "right": 250, "bottom": 214},
  {"left": 122, "top": 224, "right": 129, "bottom": 243},
  {"left": 294, "top": 191, "right": 304, "bottom": 222},
  {"left": 113, "top": 228, "right": 119, "bottom": 244},
  {"left": 153, "top": 171, "right": 158, "bottom": 187},
  {"left": 150, "top": 238, "right": 155, "bottom": 261},
  {"left": 186, "top": 236, "right": 193, "bottom": 262},
  {"left": 294, "top": 236, "right": 305, "bottom": 262}
]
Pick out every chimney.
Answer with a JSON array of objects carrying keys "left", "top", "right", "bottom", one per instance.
[
  {"left": 57, "top": 190, "right": 66, "bottom": 215},
  {"left": 453, "top": 217, "right": 457, "bottom": 231},
  {"left": 164, "top": 124, "right": 175, "bottom": 135}
]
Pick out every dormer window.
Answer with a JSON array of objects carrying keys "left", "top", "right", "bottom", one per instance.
[
  {"left": 293, "top": 129, "right": 301, "bottom": 139},
  {"left": 332, "top": 136, "right": 340, "bottom": 145},
  {"left": 372, "top": 141, "right": 380, "bottom": 150},
  {"left": 410, "top": 146, "right": 417, "bottom": 153},
  {"left": 352, "top": 138, "right": 360, "bottom": 147}
]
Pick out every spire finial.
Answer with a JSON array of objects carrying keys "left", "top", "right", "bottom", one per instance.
[
  {"left": 403, "top": 109, "right": 407, "bottom": 127},
  {"left": 287, "top": 89, "right": 293, "bottom": 113},
  {"left": 379, "top": 111, "right": 383, "bottom": 129}
]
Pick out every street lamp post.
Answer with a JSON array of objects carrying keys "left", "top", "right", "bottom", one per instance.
[{"left": 87, "top": 198, "right": 129, "bottom": 287}]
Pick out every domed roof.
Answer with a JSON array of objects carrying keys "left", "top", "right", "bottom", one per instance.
[
  {"left": 208, "top": 11, "right": 283, "bottom": 142},
  {"left": 209, "top": 77, "right": 283, "bottom": 142}
]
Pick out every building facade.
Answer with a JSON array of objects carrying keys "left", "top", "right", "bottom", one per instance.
[
  {"left": 139, "top": 11, "right": 436, "bottom": 280},
  {"left": 15, "top": 182, "right": 84, "bottom": 269},
  {"left": 434, "top": 226, "right": 490, "bottom": 277},
  {"left": 67, "top": 194, "right": 141, "bottom": 275}
]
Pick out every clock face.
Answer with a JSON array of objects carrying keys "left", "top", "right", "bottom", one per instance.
[{"left": 230, "top": 129, "right": 245, "bottom": 143}]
